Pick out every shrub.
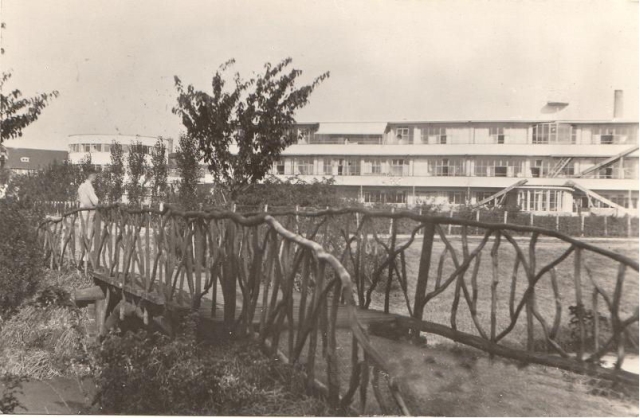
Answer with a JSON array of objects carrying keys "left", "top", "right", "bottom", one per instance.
[
  {"left": 0, "top": 200, "right": 43, "bottom": 318},
  {"left": 90, "top": 322, "right": 329, "bottom": 415},
  {"left": 0, "top": 268, "right": 92, "bottom": 380}
]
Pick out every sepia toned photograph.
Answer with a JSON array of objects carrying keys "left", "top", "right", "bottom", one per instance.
[{"left": 0, "top": 0, "right": 638, "bottom": 415}]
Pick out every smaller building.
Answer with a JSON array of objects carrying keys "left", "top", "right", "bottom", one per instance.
[{"left": 0, "top": 147, "right": 68, "bottom": 175}]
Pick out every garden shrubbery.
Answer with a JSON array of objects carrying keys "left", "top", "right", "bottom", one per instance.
[
  {"left": 0, "top": 200, "right": 44, "bottom": 319},
  {"left": 91, "top": 317, "right": 329, "bottom": 415},
  {"left": 0, "top": 269, "right": 93, "bottom": 379}
]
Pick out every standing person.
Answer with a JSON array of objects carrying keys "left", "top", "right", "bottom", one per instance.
[
  {"left": 78, "top": 172, "right": 100, "bottom": 209},
  {"left": 77, "top": 173, "right": 100, "bottom": 265}
]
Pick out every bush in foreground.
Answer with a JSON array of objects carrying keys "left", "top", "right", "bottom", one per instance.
[
  {"left": 0, "top": 200, "right": 44, "bottom": 319},
  {"left": 91, "top": 323, "right": 329, "bottom": 415},
  {"left": 0, "top": 269, "right": 92, "bottom": 379}
]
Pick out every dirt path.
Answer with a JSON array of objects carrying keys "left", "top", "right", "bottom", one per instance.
[{"left": 372, "top": 337, "right": 639, "bottom": 416}]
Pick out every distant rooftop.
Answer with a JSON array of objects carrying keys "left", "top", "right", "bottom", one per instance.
[{"left": 3, "top": 147, "right": 68, "bottom": 171}]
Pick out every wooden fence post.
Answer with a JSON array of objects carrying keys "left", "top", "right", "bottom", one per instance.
[
  {"left": 604, "top": 215, "right": 608, "bottom": 237},
  {"left": 580, "top": 211, "right": 584, "bottom": 237},
  {"left": 503, "top": 210, "right": 508, "bottom": 224},
  {"left": 447, "top": 209, "right": 453, "bottom": 234},
  {"left": 388, "top": 207, "right": 395, "bottom": 236},
  {"left": 412, "top": 221, "right": 436, "bottom": 341},
  {"left": 555, "top": 213, "right": 559, "bottom": 231},
  {"left": 627, "top": 215, "right": 631, "bottom": 238},
  {"left": 529, "top": 211, "right": 533, "bottom": 227}
]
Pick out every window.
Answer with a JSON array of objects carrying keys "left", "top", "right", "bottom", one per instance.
[
  {"left": 320, "top": 159, "right": 332, "bottom": 175},
  {"left": 84, "top": 144, "right": 91, "bottom": 152},
  {"left": 91, "top": 144, "right": 101, "bottom": 152},
  {"left": 103, "top": 144, "right": 111, "bottom": 153},
  {"left": 448, "top": 191, "right": 464, "bottom": 205},
  {"left": 424, "top": 126, "right": 447, "bottom": 144},
  {"left": 495, "top": 166, "right": 507, "bottom": 177},
  {"left": 387, "top": 191, "right": 407, "bottom": 204},
  {"left": 20, "top": 157, "right": 30, "bottom": 163},
  {"left": 364, "top": 190, "right": 383, "bottom": 203},
  {"left": 395, "top": 127, "right": 410, "bottom": 143},
  {"left": 475, "top": 158, "right": 520, "bottom": 177},
  {"left": 490, "top": 126, "right": 505, "bottom": 144},
  {"left": 296, "top": 158, "right": 314, "bottom": 175},
  {"left": 533, "top": 123, "right": 573, "bottom": 144},
  {"left": 530, "top": 159, "right": 549, "bottom": 177},
  {"left": 391, "top": 159, "right": 408, "bottom": 176},
  {"left": 435, "top": 158, "right": 463, "bottom": 176},
  {"left": 345, "top": 159, "right": 360, "bottom": 176},
  {"left": 275, "top": 160, "right": 285, "bottom": 175},
  {"left": 364, "top": 190, "right": 406, "bottom": 204},
  {"left": 601, "top": 135, "right": 614, "bottom": 145},
  {"left": 371, "top": 159, "right": 381, "bottom": 174}
]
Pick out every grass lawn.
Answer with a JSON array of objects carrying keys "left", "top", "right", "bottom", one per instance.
[{"left": 365, "top": 237, "right": 639, "bottom": 352}]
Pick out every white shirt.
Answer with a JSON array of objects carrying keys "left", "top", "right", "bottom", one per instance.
[{"left": 78, "top": 180, "right": 99, "bottom": 208}]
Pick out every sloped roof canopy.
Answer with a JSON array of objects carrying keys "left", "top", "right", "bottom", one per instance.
[{"left": 315, "top": 122, "right": 387, "bottom": 136}]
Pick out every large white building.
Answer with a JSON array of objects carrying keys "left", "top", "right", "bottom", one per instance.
[
  {"left": 267, "top": 95, "right": 638, "bottom": 215},
  {"left": 68, "top": 134, "right": 173, "bottom": 168}
]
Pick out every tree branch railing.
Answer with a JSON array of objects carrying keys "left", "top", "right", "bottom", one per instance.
[
  {"left": 232, "top": 207, "right": 639, "bottom": 385},
  {"left": 37, "top": 204, "right": 411, "bottom": 415},
  {"left": 37, "top": 204, "right": 639, "bottom": 413}
]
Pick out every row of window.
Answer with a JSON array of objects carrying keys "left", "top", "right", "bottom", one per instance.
[
  {"left": 415, "top": 124, "right": 637, "bottom": 145},
  {"left": 291, "top": 124, "right": 638, "bottom": 146},
  {"left": 69, "top": 143, "right": 154, "bottom": 154},
  {"left": 274, "top": 157, "right": 637, "bottom": 179}
]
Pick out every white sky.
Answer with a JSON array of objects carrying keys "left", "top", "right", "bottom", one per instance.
[{"left": 2, "top": 0, "right": 638, "bottom": 150}]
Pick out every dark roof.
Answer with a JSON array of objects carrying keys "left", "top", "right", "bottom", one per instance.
[{"left": 4, "top": 147, "right": 68, "bottom": 171}]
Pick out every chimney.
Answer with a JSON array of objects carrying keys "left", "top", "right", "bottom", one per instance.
[{"left": 614, "top": 90, "right": 624, "bottom": 119}]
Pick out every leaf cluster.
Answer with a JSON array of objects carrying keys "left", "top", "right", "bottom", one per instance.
[
  {"left": 107, "top": 141, "right": 125, "bottom": 203},
  {"left": 147, "top": 138, "right": 168, "bottom": 204},
  {"left": 125, "top": 142, "right": 149, "bottom": 206},
  {"left": 172, "top": 133, "right": 202, "bottom": 210},
  {"left": 173, "top": 58, "right": 329, "bottom": 198},
  {"left": 0, "top": 72, "right": 59, "bottom": 143}
]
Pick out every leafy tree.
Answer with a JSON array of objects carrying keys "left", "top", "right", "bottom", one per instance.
[
  {"left": 108, "top": 141, "right": 125, "bottom": 203},
  {"left": 126, "top": 142, "right": 148, "bottom": 206},
  {"left": 174, "top": 133, "right": 202, "bottom": 210},
  {"left": 0, "top": 72, "right": 59, "bottom": 144},
  {"left": 148, "top": 139, "right": 168, "bottom": 205},
  {"left": 172, "top": 58, "right": 329, "bottom": 200}
]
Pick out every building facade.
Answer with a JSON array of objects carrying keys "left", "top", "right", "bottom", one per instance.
[
  {"left": 267, "top": 119, "right": 638, "bottom": 215},
  {"left": 67, "top": 134, "right": 173, "bottom": 169}
]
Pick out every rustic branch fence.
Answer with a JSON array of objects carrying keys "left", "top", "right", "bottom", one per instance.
[
  {"left": 37, "top": 204, "right": 410, "bottom": 415},
  {"left": 37, "top": 204, "right": 639, "bottom": 414}
]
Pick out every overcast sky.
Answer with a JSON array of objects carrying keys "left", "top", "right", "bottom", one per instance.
[{"left": 2, "top": 0, "right": 638, "bottom": 150}]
